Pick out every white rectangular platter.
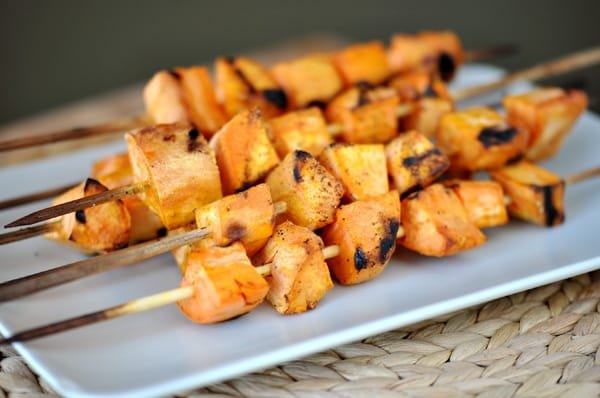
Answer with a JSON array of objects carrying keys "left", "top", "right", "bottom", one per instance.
[{"left": 0, "top": 64, "right": 599, "bottom": 397}]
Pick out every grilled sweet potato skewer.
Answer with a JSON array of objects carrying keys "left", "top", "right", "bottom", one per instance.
[
  {"left": 0, "top": 183, "right": 287, "bottom": 301},
  {"left": 0, "top": 33, "right": 517, "bottom": 153},
  {"left": 0, "top": 241, "right": 341, "bottom": 345}
]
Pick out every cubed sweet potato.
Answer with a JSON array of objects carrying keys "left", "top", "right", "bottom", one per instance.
[
  {"left": 177, "top": 242, "right": 269, "bottom": 323},
  {"left": 385, "top": 130, "right": 449, "bottom": 196},
  {"left": 437, "top": 107, "right": 528, "bottom": 172},
  {"left": 126, "top": 123, "right": 223, "bottom": 229},
  {"left": 45, "top": 178, "right": 131, "bottom": 254},
  {"left": 271, "top": 53, "right": 343, "bottom": 109},
  {"left": 443, "top": 180, "right": 508, "bottom": 228},
  {"left": 195, "top": 183, "right": 275, "bottom": 256},
  {"left": 209, "top": 108, "right": 279, "bottom": 195},
  {"left": 503, "top": 87, "right": 588, "bottom": 161},
  {"left": 321, "top": 191, "right": 401, "bottom": 285},
  {"left": 253, "top": 221, "right": 333, "bottom": 314},
  {"left": 399, "top": 183, "right": 486, "bottom": 256},
  {"left": 490, "top": 159, "right": 565, "bottom": 226},
  {"left": 266, "top": 150, "right": 343, "bottom": 230},
  {"left": 331, "top": 41, "right": 391, "bottom": 86},
  {"left": 325, "top": 86, "right": 399, "bottom": 144},
  {"left": 319, "top": 143, "right": 389, "bottom": 201},
  {"left": 267, "top": 107, "right": 332, "bottom": 158},
  {"left": 215, "top": 56, "right": 286, "bottom": 120},
  {"left": 172, "top": 66, "right": 228, "bottom": 138}
]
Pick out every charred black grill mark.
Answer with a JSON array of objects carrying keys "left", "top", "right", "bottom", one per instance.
[
  {"left": 156, "top": 227, "right": 168, "bottom": 237},
  {"left": 306, "top": 100, "right": 327, "bottom": 109},
  {"left": 379, "top": 219, "right": 400, "bottom": 262},
  {"left": 403, "top": 148, "right": 443, "bottom": 168},
  {"left": 293, "top": 150, "right": 313, "bottom": 183},
  {"left": 83, "top": 178, "right": 103, "bottom": 191},
  {"left": 225, "top": 222, "right": 248, "bottom": 240},
  {"left": 263, "top": 88, "right": 288, "bottom": 109},
  {"left": 235, "top": 181, "right": 255, "bottom": 193},
  {"left": 438, "top": 52, "right": 456, "bottom": 82},
  {"left": 168, "top": 69, "right": 181, "bottom": 80},
  {"left": 354, "top": 247, "right": 369, "bottom": 270},
  {"left": 233, "top": 67, "right": 257, "bottom": 94},
  {"left": 75, "top": 210, "right": 86, "bottom": 224},
  {"left": 187, "top": 128, "right": 201, "bottom": 152},
  {"left": 478, "top": 126, "right": 518, "bottom": 148},
  {"left": 402, "top": 186, "right": 423, "bottom": 201},
  {"left": 539, "top": 185, "right": 564, "bottom": 226}
]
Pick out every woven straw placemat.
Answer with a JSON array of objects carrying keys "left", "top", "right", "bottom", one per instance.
[{"left": 2, "top": 270, "right": 599, "bottom": 397}]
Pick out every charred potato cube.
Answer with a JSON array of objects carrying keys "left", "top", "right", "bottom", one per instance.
[
  {"left": 143, "top": 70, "right": 188, "bottom": 125},
  {"left": 331, "top": 41, "right": 391, "bottom": 86},
  {"left": 321, "top": 191, "right": 401, "bottom": 285},
  {"left": 45, "top": 178, "right": 131, "bottom": 254},
  {"left": 389, "top": 71, "right": 454, "bottom": 139},
  {"left": 266, "top": 150, "right": 343, "bottom": 230},
  {"left": 399, "top": 183, "right": 486, "bottom": 256},
  {"left": 172, "top": 66, "right": 228, "bottom": 138},
  {"left": 437, "top": 107, "right": 529, "bottom": 172},
  {"left": 385, "top": 130, "right": 449, "bottom": 196},
  {"left": 443, "top": 180, "right": 508, "bottom": 228},
  {"left": 503, "top": 87, "right": 588, "bottom": 161},
  {"left": 215, "top": 56, "right": 286, "bottom": 120},
  {"left": 195, "top": 183, "right": 276, "bottom": 256},
  {"left": 325, "top": 86, "right": 399, "bottom": 144},
  {"left": 387, "top": 30, "right": 464, "bottom": 81},
  {"left": 210, "top": 108, "right": 280, "bottom": 195},
  {"left": 177, "top": 242, "right": 269, "bottom": 324},
  {"left": 253, "top": 221, "right": 333, "bottom": 314},
  {"left": 268, "top": 107, "right": 332, "bottom": 158},
  {"left": 271, "top": 53, "right": 343, "bottom": 109},
  {"left": 490, "top": 159, "right": 565, "bottom": 226},
  {"left": 319, "top": 143, "right": 389, "bottom": 201},
  {"left": 126, "top": 123, "right": 223, "bottom": 229}
]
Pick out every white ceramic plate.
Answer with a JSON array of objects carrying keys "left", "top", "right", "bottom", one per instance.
[{"left": 0, "top": 65, "right": 599, "bottom": 398}]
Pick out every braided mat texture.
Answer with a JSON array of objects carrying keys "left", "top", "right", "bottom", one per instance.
[{"left": 2, "top": 271, "right": 600, "bottom": 398}]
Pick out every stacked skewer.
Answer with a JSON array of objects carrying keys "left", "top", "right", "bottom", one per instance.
[{"left": 0, "top": 30, "right": 599, "bottom": 346}]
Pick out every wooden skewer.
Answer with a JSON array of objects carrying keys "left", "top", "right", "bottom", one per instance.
[
  {"left": 0, "top": 115, "right": 152, "bottom": 153},
  {"left": 464, "top": 44, "right": 517, "bottom": 63},
  {"left": 0, "top": 244, "right": 339, "bottom": 344},
  {"left": 0, "top": 227, "right": 211, "bottom": 302},
  {"left": 0, "top": 182, "right": 79, "bottom": 211},
  {"left": 5, "top": 182, "right": 150, "bottom": 228},
  {"left": 452, "top": 46, "right": 600, "bottom": 100},
  {"left": 0, "top": 222, "right": 59, "bottom": 245},
  {"left": 564, "top": 165, "right": 600, "bottom": 185},
  {"left": 0, "top": 202, "right": 289, "bottom": 300}
]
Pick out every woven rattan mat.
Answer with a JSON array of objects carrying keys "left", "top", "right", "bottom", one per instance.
[{"left": 2, "top": 271, "right": 599, "bottom": 397}]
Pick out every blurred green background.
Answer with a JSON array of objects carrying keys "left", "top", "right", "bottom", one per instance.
[{"left": 1, "top": 0, "right": 599, "bottom": 125}]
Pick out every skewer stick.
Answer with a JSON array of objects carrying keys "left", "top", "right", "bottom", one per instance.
[
  {"left": 0, "top": 245, "right": 338, "bottom": 344},
  {"left": 0, "top": 222, "right": 58, "bottom": 245},
  {"left": 452, "top": 46, "right": 600, "bottom": 100},
  {"left": 0, "top": 202, "right": 289, "bottom": 300},
  {"left": 0, "top": 227, "right": 211, "bottom": 302},
  {"left": 564, "top": 165, "right": 600, "bottom": 185},
  {"left": 0, "top": 285, "right": 195, "bottom": 345},
  {"left": 5, "top": 182, "right": 150, "bottom": 228},
  {"left": 0, "top": 182, "right": 79, "bottom": 211},
  {"left": 464, "top": 44, "right": 517, "bottom": 63},
  {"left": 0, "top": 115, "right": 152, "bottom": 153}
]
